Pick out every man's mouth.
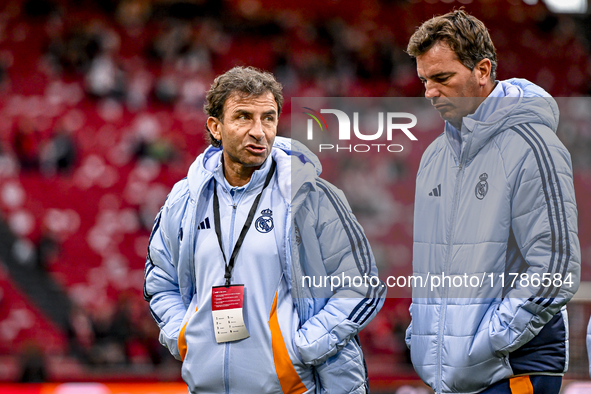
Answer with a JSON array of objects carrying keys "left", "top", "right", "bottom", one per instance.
[
  {"left": 433, "top": 102, "right": 451, "bottom": 110},
  {"left": 246, "top": 144, "right": 266, "bottom": 154}
]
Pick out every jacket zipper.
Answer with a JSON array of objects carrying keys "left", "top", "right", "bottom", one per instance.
[
  {"left": 189, "top": 172, "right": 218, "bottom": 301},
  {"left": 224, "top": 186, "right": 240, "bottom": 394},
  {"left": 219, "top": 168, "right": 300, "bottom": 392},
  {"left": 436, "top": 136, "right": 471, "bottom": 393},
  {"left": 290, "top": 189, "right": 310, "bottom": 323},
  {"left": 189, "top": 197, "right": 197, "bottom": 304}
]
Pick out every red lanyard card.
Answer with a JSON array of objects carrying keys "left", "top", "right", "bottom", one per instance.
[{"left": 211, "top": 285, "right": 249, "bottom": 343}]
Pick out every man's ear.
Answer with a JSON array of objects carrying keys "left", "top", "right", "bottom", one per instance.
[
  {"left": 475, "top": 58, "right": 492, "bottom": 86},
  {"left": 207, "top": 117, "right": 222, "bottom": 141}
]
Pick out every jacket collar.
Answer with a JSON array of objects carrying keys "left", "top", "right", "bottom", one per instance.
[
  {"left": 444, "top": 78, "right": 559, "bottom": 162},
  {"left": 187, "top": 138, "right": 322, "bottom": 212}
]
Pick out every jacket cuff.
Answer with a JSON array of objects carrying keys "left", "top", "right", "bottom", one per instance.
[
  {"left": 158, "top": 319, "right": 183, "bottom": 361},
  {"left": 295, "top": 319, "right": 360, "bottom": 366},
  {"left": 314, "top": 340, "right": 366, "bottom": 393}
]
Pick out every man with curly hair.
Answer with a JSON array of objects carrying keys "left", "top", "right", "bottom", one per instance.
[{"left": 144, "top": 66, "right": 385, "bottom": 394}]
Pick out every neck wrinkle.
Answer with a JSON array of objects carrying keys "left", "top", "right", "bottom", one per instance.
[{"left": 222, "top": 154, "right": 259, "bottom": 187}]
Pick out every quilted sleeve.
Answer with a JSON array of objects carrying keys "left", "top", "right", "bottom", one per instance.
[
  {"left": 489, "top": 123, "right": 580, "bottom": 355},
  {"left": 143, "top": 189, "right": 188, "bottom": 361},
  {"left": 294, "top": 179, "right": 386, "bottom": 366}
]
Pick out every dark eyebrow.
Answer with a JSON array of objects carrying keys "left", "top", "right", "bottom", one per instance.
[
  {"left": 232, "top": 109, "right": 277, "bottom": 117},
  {"left": 426, "top": 72, "right": 455, "bottom": 81},
  {"left": 233, "top": 109, "right": 252, "bottom": 117}
]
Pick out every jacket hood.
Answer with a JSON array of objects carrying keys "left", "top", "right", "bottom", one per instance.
[
  {"left": 458, "top": 78, "right": 559, "bottom": 160},
  {"left": 186, "top": 136, "right": 322, "bottom": 204}
]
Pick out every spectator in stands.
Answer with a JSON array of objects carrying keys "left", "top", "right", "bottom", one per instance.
[
  {"left": 18, "top": 342, "right": 47, "bottom": 383},
  {"left": 90, "top": 304, "right": 127, "bottom": 366},
  {"left": 132, "top": 136, "right": 177, "bottom": 164},
  {"left": 13, "top": 118, "right": 40, "bottom": 172},
  {"left": 40, "top": 121, "right": 78, "bottom": 176},
  {"left": 134, "top": 306, "right": 167, "bottom": 365},
  {"left": 67, "top": 305, "right": 95, "bottom": 364},
  {"left": 125, "top": 60, "right": 153, "bottom": 111},
  {"left": 85, "top": 52, "right": 126, "bottom": 99},
  {"left": 153, "top": 68, "right": 179, "bottom": 104},
  {"left": 115, "top": 0, "right": 152, "bottom": 32},
  {"left": 131, "top": 115, "right": 178, "bottom": 165},
  {"left": 0, "top": 57, "right": 8, "bottom": 91},
  {"left": 405, "top": 10, "right": 580, "bottom": 394},
  {"left": 46, "top": 24, "right": 100, "bottom": 75},
  {"left": 84, "top": 22, "right": 126, "bottom": 100},
  {"left": 35, "top": 225, "right": 60, "bottom": 270},
  {"left": 109, "top": 293, "right": 134, "bottom": 364}
]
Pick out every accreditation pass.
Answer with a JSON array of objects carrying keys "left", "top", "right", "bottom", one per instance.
[{"left": 212, "top": 285, "right": 249, "bottom": 343}]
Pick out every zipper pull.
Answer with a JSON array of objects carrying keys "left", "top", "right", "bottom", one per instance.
[{"left": 233, "top": 204, "right": 237, "bottom": 209}]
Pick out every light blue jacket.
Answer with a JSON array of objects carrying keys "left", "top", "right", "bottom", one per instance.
[
  {"left": 144, "top": 137, "right": 385, "bottom": 393},
  {"left": 407, "top": 79, "right": 580, "bottom": 393}
]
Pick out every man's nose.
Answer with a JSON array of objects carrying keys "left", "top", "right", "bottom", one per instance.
[
  {"left": 424, "top": 81, "right": 440, "bottom": 99},
  {"left": 250, "top": 118, "right": 264, "bottom": 140}
]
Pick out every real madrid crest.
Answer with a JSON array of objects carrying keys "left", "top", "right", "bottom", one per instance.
[
  {"left": 255, "top": 209, "right": 274, "bottom": 233},
  {"left": 475, "top": 173, "right": 488, "bottom": 200}
]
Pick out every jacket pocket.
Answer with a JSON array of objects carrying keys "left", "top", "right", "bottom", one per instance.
[
  {"left": 467, "top": 307, "right": 502, "bottom": 363},
  {"left": 178, "top": 294, "right": 199, "bottom": 362},
  {"left": 315, "top": 339, "right": 366, "bottom": 394},
  {"left": 269, "top": 289, "right": 309, "bottom": 394}
]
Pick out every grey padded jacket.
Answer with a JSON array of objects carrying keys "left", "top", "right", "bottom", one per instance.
[{"left": 406, "top": 78, "right": 580, "bottom": 394}]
